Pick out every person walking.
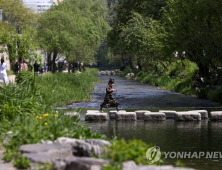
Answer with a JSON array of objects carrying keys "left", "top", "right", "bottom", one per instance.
[
  {"left": 44, "top": 62, "right": 48, "bottom": 74},
  {"left": 0, "top": 58, "right": 8, "bottom": 85},
  {"left": 99, "top": 78, "right": 120, "bottom": 112},
  {"left": 20, "top": 60, "right": 28, "bottom": 71}
]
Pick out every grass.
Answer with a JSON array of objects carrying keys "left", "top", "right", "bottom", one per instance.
[
  {"left": 36, "top": 68, "right": 100, "bottom": 106},
  {"left": 135, "top": 59, "right": 198, "bottom": 95}
]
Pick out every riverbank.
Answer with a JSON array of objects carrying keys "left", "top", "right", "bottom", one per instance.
[
  {"left": 124, "top": 59, "right": 222, "bottom": 104},
  {"left": 36, "top": 68, "right": 101, "bottom": 106}
]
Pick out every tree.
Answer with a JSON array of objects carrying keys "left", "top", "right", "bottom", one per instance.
[
  {"left": 163, "top": 0, "right": 222, "bottom": 84},
  {"left": 37, "top": 0, "right": 109, "bottom": 72}
]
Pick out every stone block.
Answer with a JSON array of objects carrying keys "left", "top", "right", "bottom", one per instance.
[
  {"left": 116, "top": 112, "right": 137, "bottom": 121},
  {"left": 135, "top": 110, "right": 151, "bottom": 120},
  {"left": 159, "top": 110, "right": 176, "bottom": 119},
  {"left": 144, "top": 112, "right": 166, "bottom": 121},
  {"left": 174, "top": 112, "right": 201, "bottom": 121},
  {"left": 85, "top": 112, "right": 108, "bottom": 121},
  {"left": 209, "top": 111, "right": 222, "bottom": 121},
  {"left": 64, "top": 112, "right": 80, "bottom": 120},
  {"left": 188, "top": 110, "right": 208, "bottom": 119},
  {"left": 109, "top": 110, "right": 126, "bottom": 119}
]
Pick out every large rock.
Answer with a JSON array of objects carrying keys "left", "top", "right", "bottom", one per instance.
[
  {"left": 188, "top": 110, "right": 208, "bottom": 120},
  {"left": 64, "top": 111, "right": 80, "bottom": 121},
  {"left": 174, "top": 112, "right": 201, "bottom": 121},
  {"left": 18, "top": 143, "right": 73, "bottom": 158},
  {"left": 0, "top": 163, "right": 17, "bottom": 170},
  {"left": 54, "top": 137, "right": 110, "bottom": 157},
  {"left": 123, "top": 165, "right": 195, "bottom": 170},
  {"left": 107, "top": 71, "right": 111, "bottom": 75},
  {"left": 209, "top": 111, "right": 222, "bottom": 121},
  {"left": 109, "top": 110, "right": 126, "bottom": 119},
  {"left": 23, "top": 153, "right": 53, "bottom": 164},
  {"left": 135, "top": 110, "right": 151, "bottom": 120},
  {"left": 159, "top": 110, "right": 176, "bottom": 119},
  {"left": 144, "top": 112, "right": 166, "bottom": 121},
  {"left": 116, "top": 112, "right": 137, "bottom": 121},
  {"left": 85, "top": 112, "right": 108, "bottom": 121},
  {"left": 101, "top": 71, "right": 105, "bottom": 75},
  {"left": 111, "top": 71, "right": 116, "bottom": 75},
  {"left": 53, "top": 157, "right": 109, "bottom": 170}
]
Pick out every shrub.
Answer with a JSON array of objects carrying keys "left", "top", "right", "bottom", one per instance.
[{"left": 102, "top": 139, "right": 163, "bottom": 170}]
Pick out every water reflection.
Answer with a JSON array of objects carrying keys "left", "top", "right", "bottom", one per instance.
[{"left": 85, "top": 119, "right": 222, "bottom": 170}]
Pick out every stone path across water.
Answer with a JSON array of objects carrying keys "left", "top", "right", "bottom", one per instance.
[{"left": 67, "top": 75, "right": 221, "bottom": 109}]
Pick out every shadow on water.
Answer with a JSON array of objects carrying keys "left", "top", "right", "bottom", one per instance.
[{"left": 58, "top": 75, "right": 222, "bottom": 170}]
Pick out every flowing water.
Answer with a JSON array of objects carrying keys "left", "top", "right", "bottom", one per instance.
[{"left": 59, "top": 75, "right": 222, "bottom": 170}]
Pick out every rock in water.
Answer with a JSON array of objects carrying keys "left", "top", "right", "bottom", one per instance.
[
  {"left": 174, "top": 112, "right": 201, "bottom": 121},
  {"left": 144, "top": 112, "right": 166, "bottom": 121},
  {"left": 116, "top": 112, "right": 137, "bottom": 121},
  {"left": 209, "top": 111, "right": 222, "bottom": 121}
]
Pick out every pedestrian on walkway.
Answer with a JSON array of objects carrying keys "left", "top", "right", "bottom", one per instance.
[
  {"left": 20, "top": 60, "right": 28, "bottom": 71},
  {"left": 99, "top": 78, "right": 120, "bottom": 112},
  {"left": 0, "top": 58, "right": 8, "bottom": 85},
  {"left": 44, "top": 62, "right": 48, "bottom": 74}
]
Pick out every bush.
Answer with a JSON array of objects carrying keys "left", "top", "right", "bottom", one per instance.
[
  {"left": 102, "top": 139, "right": 163, "bottom": 170},
  {"left": 15, "top": 71, "right": 35, "bottom": 84}
]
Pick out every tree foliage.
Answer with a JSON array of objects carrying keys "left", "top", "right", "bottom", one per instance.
[{"left": 37, "top": 0, "right": 109, "bottom": 71}]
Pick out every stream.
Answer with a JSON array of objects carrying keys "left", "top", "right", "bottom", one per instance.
[{"left": 60, "top": 75, "right": 222, "bottom": 170}]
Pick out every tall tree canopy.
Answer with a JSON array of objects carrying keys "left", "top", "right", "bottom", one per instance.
[{"left": 37, "top": 0, "right": 109, "bottom": 72}]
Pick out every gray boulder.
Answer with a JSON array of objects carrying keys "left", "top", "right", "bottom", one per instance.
[
  {"left": 188, "top": 110, "right": 208, "bottom": 120},
  {"left": 53, "top": 157, "right": 109, "bottom": 170},
  {"left": 64, "top": 111, "right": 80, "bottom": 121},
  {"left": 109, "top": 110, "right": 126, "bottom": 119},
  {"left": 116, "top": 112, "right": 137, "bottom": 121},
  {"left": 18, "top": 143, "right": 73, "bottom": 158},
  {"left": 159, "top": 110, "right": 176, "bottom": 119},
  {"left": 174, "top": 112, "right": 201, "bottom": 121},
  {"left": 144, "top": 112, "right": 166, "bottom": 121},
  {"left": 209, "top": 111, "right": 222, "bottom": 121},
  {"left": 85, "top": 112, "right": 108, "bottom": 121},
  {"left": 135, "top": 110, "right": 151, "bottom": 120},
  {"left": 123, "top": 165, "right": 195, "bottom": 170}
]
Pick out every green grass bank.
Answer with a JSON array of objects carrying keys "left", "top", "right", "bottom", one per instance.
[
  {"left": 36, "top": 68, "right": 100, "bottom": 106},
  {"left": 125, "top": 59, "right": 222, "bottom": 103}
]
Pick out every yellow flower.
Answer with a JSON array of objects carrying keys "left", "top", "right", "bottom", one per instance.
[
  {"left": 35, "top": 116, "right": 39, "bottom": 119},
  {"left": 54, "top": 114, "right": 59, "bottom": 117},
  {"left": 43, "top": 113, "right": 49, "bottom": 117},
  {"left": 44, "top": 122, "right": 48, "bottom": 125},
  {"left": 39, "top": 117, "right": 42, "bottom": 119}
]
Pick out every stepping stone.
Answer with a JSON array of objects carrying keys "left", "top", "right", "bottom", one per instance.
[
  {"left": 87, "top": 110, "right": 100, "bottom": 113},
  {"left": 188, "top": 110, "right": 208, "bottom": 119},
  {"left": 85, "top": 112, "right": 108, "bottom": 121},
  {"left": 116, "top": 112, "right": 136, "bottom": 121},
  {"left": 159, "top": 110, "right": 176, "bottom": 119},
  {"left": 64, "top": 112, "right": 80, "bottom": 120},
  {"left": 174, "top": 112, "right": 201, "bottom": 121},
  {"left": 144, "top": 112, "right": 166, "bottom": 121},
  {"left": 135, "top": 110, "right": 151, "bottom": 120},
  {"left": 109, "top": 110, "right": 126, "bottom": 119},
  {"left": 209, "top": 111, "right": 222, "bottom": 121}
]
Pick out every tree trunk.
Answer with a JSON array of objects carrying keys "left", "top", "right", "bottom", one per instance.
[
  {"left": 72, "top": 63, "right": 75, "bottom": 73},
  {"left": 68, "top": 63, "right": 71, "bottom": 73},
  {"left": 128, "top": 56, "right": 134, "bottom": 70},
  {"left": 52, "top": 50, "right": 58, "bottom": 73}
]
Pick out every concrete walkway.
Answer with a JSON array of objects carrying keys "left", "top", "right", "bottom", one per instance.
[{"left": 8, "top": 75, "right": 16, "bottom": 84}]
